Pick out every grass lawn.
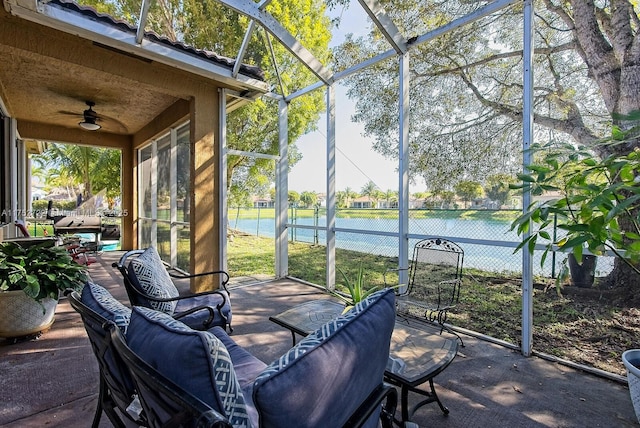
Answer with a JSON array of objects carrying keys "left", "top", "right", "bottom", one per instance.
[{"left": 228, "top": 232, "right": 639, "bottom": 377}]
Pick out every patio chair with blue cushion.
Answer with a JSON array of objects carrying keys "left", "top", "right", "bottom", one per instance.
[
  {"left": 113, "top": 247, "right": 232, "bottom": 331},
  {"left": 65, "top": 282, "right": 144, "bottom": 428},
  {"left": 122, "top": 288, "right": 398, "bottom": 428},
  {"left": 108, "top": 322, "right": 233, "bottom": 428}
]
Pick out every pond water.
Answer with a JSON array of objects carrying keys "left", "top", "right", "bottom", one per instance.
[{"left": 231, "top": 214, "right": 614, "bottom": 277}]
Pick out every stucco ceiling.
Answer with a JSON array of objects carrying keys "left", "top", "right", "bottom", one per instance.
[
  {"left": 0, "top": 1, "right": 268, "bottom": 145},
  {"left": 0, "top": 43, "right": 177, "bottom": 136}
]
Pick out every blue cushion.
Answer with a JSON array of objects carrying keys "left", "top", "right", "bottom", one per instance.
[
  {"left": 81, "top": 281, "right": 131, "bottom": 333},
  {"left": 253, "top": 289, "right": 396, "bottom": 428},
  {"left": 128, "top": 247, "right": 179, "bottom": 314},
  {"left": 209, "top": 326, "right": 266, "bottom": 427},
  {"left": 126, "top": 307, "right": 251, "bottom": 427},
  {"left": 174, "top": 290, "right": 233, "bottom": 329}
]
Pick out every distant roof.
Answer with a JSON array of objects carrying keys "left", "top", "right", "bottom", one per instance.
[{"left": 49, "top": 0, "right": 265, "bottom": 82}]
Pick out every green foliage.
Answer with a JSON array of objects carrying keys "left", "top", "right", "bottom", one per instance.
[
  {"left": 0, "top": 241, "right": 88, "bottom": 303},
  {"left": 454, "top": 180, "right": 484, "bottom": 208},
  {"left": 511, "top": 141, "right": 640, "bottom": 275},
  {"left": 299, "top": 191, "right": 318, "bottom": 208},
  {"left": 31, "top": 199, "right": 77, "bottom": 213},
  {"left": 330, "top": 2, "right": 632, "bottom": 190},
  {"left": 288, "top": 190, "right": 300, "bottom": 205},
  {"left": 485, "top": 174, "right": 516, "bottom": 207},
  {"left": 32, "top": 143, "right": 121, "bottom": 200},
  {"left": 333, "top": 264, "right": 382, "bottom": 309}
]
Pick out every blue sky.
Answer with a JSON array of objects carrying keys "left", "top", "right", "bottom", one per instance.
[{"left": 287, "top": 4, "right": 404, "bottom": 194}]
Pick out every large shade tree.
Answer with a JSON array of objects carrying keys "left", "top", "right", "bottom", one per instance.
[
  {"left": 79, "top": 0, "right": 332, "bottom": 201},
  {"left": 330, "top": 0, "right": 640, "bottom": 298}
]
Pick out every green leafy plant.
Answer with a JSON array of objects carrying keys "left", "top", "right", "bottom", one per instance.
[
  {"left": 510, "top": 140, "right": 640, "bottom": 276},
  {"left": 333, "top": 264, "right": 398, "bottom": 311},
  {"left": 0, "top": 241, "right": 88, "bottom": 302}
]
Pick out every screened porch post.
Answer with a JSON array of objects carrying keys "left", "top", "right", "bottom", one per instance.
[
  {"left": 190, "top": 90, "right": 222, "bottom": 293},
  {"left": 398, "top": 53, "right": 410, "bottom": 289},
  {"left": 170, "top": 127, "right": 178, "bottom": 267},
  {"left": 219, "top": 88, "right": 229, "bottom": 273},
  {"left": 521, "top": 0, "right": 535, "bottom": 356},
  {"left": 326, "top": 84, "right": 336, "bottom": 290},
  {"left": 275, "top": 98, "right": 289, "bottom": 277}
]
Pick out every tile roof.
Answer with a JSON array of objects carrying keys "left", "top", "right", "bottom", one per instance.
[{"left": 49, "top": 0, "right": 265, "bottom": 82}]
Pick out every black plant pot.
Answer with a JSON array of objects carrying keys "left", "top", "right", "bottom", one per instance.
[{"left": 567, "top": 253, "right": 597, "bottom": 288}]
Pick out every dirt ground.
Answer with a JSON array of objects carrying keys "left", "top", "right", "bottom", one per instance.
[
  {"left": 451, "top": 277, "right": 640, "bottom": 377},
  {"left": 532, "top": 285, "right": 640, "bottom": 376}
]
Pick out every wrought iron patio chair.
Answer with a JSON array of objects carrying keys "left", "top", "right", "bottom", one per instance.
[
  {"left": 389, "top": 237, "right": 465, "bottom": 346},
  {"left": 66, "top": 287, "right": 145, "bottom": 428},
  {"left": 107, "top": 322, "right": 233, "bottom": 428},
  {"left": 113, "top": 247, "right": 232, "bottom": 332}
]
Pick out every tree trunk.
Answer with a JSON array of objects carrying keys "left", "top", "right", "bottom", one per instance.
[{"left": 603, "top": 258, "right": 640, "bottom": 305}]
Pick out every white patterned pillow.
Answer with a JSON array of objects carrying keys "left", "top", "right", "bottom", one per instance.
[
  {"left": 129, "top": 307, "right": 251, "bottom": 427},
  {"left": 129, "top": 247, "right": 179, "bottom": 314},
  {"left": 81, "top": 281, "right": 131, "bottom": 334}
]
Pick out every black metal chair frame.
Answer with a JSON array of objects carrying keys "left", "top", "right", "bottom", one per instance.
[
  {"left": 71, "top": 284, "right": 397, "bottom": 428},
  {"left": 112, "top": 249, "right": 232, "bottom": 331},
  {"left": 390, "top": 237, "right": 465, "bottom": 346},
  {"left": 109, "top": 321, "right": 397, "bottom": 428},
  {"left": 107, "top": 323, "right": 233, "bottom": 428},
  {"left": 344, "top": 383, "right": 398, "bottom": 428},
  {"left": 65, "top": 289, "right": 146, "bottom": 428}
]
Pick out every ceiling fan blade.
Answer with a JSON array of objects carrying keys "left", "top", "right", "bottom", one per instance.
[
  {"left": 57, "top": 110, "right": 84, "bottom": 117},
  {"left": 96, "top": 114, "right": 129, "bottom": 133}
]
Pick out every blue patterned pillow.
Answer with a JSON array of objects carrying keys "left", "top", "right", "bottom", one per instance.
[
  {"left": 129, "top": 247, "right": 179, "bottom": 314},
  {"left": 81, "top": 281, "right": 131, "bottom": 333},
  {"left": 253, "top": 289, "right": 396, "bottom": 427},
  {"left": 127, "top": 307, "right": 251, "bottom": 427}
]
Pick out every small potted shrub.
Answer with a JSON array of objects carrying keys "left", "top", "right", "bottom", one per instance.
[
  {"left": 0, "top": 240, "right": 88, "bottom": 338},
  {"left": 511, "top": 113, "right": 640, "bottom": 421}
]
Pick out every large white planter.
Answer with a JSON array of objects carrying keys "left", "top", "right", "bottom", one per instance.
[
  {"left": 623, "top": 349, "right": 640, "bottom": 423},
  {"left": 0, "top": 290, "right": 58, "bottom": 338}
]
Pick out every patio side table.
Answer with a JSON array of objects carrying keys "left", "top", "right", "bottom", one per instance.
[{"left": 269, "top": 299, "right": 459, "bottom": 425}]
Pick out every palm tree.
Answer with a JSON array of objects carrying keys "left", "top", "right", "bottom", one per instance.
[
  {"left": 33, "top": 143, "right": 121, "bottom": 200},
  {"left": 343, "top": 187, "right": 358, "bottom": 208},
  {"left": 384, "top": 189, "right": 398, "bottom": 208},
  {"left": 360, "top": 181, "right": 378, "bottom": 208}
]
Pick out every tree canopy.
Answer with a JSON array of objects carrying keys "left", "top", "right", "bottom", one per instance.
[
  {"left": 33, "top": 143, "right": 121, "bottom": 200},
  {"left": 331, "top": 1, "right": 639, "bottom": 190},
  {"left": 78, "top": 0, "right": 333, "bottom": 201}
]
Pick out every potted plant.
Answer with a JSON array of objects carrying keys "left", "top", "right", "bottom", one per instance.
[
  {"left": 510, "top": 141, "right": 640, "bottom": 288},
  {"left": 0, "top": 240, "right": 88, "bottom": 338},
  {"left": 510, "top": 116, "right": 640, "bottom": 420}
]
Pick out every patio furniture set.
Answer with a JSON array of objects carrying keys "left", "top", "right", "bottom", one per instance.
[{"left": 70, "top": 238, "right": 463, "bottom": 427}]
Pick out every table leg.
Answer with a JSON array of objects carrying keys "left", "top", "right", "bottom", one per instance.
[{"left": 401, "top": 385, "right": 410, "bottom": 423}]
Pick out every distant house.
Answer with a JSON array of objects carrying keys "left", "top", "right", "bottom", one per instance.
[
  {"left": 253, "top": 197, "right": 274, "bottom": 208},
  {"left": 350, "top": 196, "right": 376, "bottom": 209},
  {"left": 377, "top": 199, "right": 398, "bottom": 209},
  {"left": 409, "top": 198, "right": 424, "bottom": 209},
  {"left": 316, "top": 193, "right": 327, "bottom": 208}
]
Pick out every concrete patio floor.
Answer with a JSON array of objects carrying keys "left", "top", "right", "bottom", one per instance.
[{"left": 0, "top": 251, "right": 638, "bottom": 427}]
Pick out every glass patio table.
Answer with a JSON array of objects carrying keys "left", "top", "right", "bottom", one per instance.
[{"left": 269, "top": 298, "right": 459, "bottom": 425}]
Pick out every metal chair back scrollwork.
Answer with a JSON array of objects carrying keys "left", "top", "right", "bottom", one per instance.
[{"left": 396, "top": 237, "right": 465, "bottom": 346}]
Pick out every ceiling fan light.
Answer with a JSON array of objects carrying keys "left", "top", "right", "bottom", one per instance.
[{"left": 79, "top": 120, "right": 101, "bottom": 131}]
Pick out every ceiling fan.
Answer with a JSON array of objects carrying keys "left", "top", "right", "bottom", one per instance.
[
  {"left": 57, "top": 100, "right": 128, "bottom": 133},
  {"left": 78, "top": 101, "right": 101, "bottom": 131}
]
